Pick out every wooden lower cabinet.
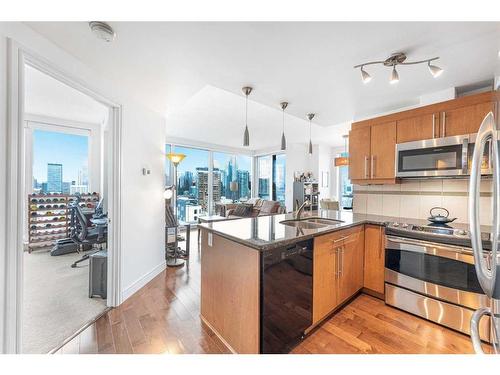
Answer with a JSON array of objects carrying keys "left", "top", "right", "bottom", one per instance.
[
  {"left": 312, "top": 225, "right": 364, "bottom": 325},
  {"left": 363, "top": 224, "right": 385, "bottom": 295}
]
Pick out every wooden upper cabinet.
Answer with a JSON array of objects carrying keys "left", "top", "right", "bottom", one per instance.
[
  {"left": 370, "top": 121, "right": 396, "bottom": 179},
  {"left": 440, "top": 101, "right": 495, "bottom": 137},
  {"left": 348, "top": 126, "right": 371, "bottom": 181},
  {"left": 363, "top": 224, "right": 385, "bottom": 295},
  {"left": 396, "top": 113, "right": 437, "bottom": 143}
]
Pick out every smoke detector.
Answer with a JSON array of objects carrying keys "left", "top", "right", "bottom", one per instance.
[{"left": 89, "top": 21, "right": 116, "bottom": 42}]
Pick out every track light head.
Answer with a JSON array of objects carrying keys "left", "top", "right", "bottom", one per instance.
[
  {"left": 360, "top": 67, "right": 372, "bottom": 83},
  {"left": 428, "top": 62, "right": 443, "bottom": 78},
  {"left": 390, "top": 66, "right": 399, "bottom": 84}
]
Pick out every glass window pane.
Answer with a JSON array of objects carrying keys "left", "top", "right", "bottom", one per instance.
[
  {"left": 32, "top": 129, "right": 89, "bottom": 194},
  {"left": 339, "top": 152, "right": 353, "bottom": 210},
  {"left": 212, "top": 152, "right": 252, "bottom": 213},
  {"left": 273, "top": 154, "right": 286, "bottom": 206},
  {"left": 173, "top": 146, "right": 209, "bottom": 223},
  {"left": 257, "top": 155, "right": 272, "bottom": 200}
]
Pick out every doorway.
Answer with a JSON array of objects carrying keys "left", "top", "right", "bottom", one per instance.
[{"left": 5, "top": 43, "right": 123, "bottom": 353}]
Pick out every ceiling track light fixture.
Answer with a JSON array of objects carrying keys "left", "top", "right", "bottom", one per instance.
[
  {"left": 307, "top": 113, "right": 315, "bottom": 155},
  {"left": 280, "top": 102, "right": 288, "bottom": 151},
  {"left": 89, "top": 21, "right": 116, "bottom": 42},
  {"left": 354, "top": 52, "right": 443, "bottom": 84},
  {"left": 242, "top": 86, "right": 253, "bottom": 147}
]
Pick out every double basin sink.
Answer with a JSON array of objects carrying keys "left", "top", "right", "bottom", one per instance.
[{"left": 280, "top": 217, "right": 344, "bottom": 229}]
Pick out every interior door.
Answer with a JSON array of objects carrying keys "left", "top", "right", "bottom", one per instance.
[
  {"left": 312, "top": 235, "right": 339, "bottom": 324},
  {"left": 396, "top": 113, "right": 437, "bottom": 143},
  {"left": 370, "top": 121, "right": 397, "bottom": 179},
  {"left": 348, "top": 126, "right": 371, "bottom": 180},
  {"left": 337, "top": 227, "right": 364, "bottom": 304}
]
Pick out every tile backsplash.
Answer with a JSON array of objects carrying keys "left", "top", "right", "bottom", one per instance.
[{"left": 353, "top": 179, "right": 493, "bottom": 225}]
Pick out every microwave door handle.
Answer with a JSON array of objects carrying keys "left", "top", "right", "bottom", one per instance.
[
  {"left": 462, "top": 138, "right": 469, "bottom": 174},
  {"left": 470, "top": 307, "right": 490, "bottom": 354},
  {"left": 469, "top": 111, "right": 499, "bottom": 298}
]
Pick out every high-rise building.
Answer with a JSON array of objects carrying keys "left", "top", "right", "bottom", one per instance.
[
  {"left": 237, "top": 170, "right": 250, "bottom": 200},
  {"left": 258, "top": 178, "right": 270, "bottom": 199},
  {"left": 196, "top": 167, "right": 221, "bottom": 210},
  {"left": 62, "top": 181, "right": 71, "bottom": 194},
  {"left": 47, "top": 163, "right": 63, "bottom": 193}
]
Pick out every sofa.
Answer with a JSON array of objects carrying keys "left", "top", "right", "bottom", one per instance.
[{"left": 219, "top": 198, "right": 286, "bottom": 218}]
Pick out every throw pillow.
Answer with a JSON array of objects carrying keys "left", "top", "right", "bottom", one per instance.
[{"left": 233, "top": 203, "right": 253, "bottom": 217}]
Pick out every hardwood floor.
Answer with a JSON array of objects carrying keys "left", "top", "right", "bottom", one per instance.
[{"left": 54, "top": 229, "right": 485, "bottom": 354}]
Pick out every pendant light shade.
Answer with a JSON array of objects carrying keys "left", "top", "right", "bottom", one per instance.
[
  {"left": 428, "top": 61, "right": 443, "bottom": 77},
  {"left": 334, "top": 135, "right": 349, "bottom": 166},
  {"left": 360, "top": 66, "right": 372, "bottom": 83},
  {"left": 242, "top": 86, "right": 253, "bottom": 147},
  {"left": 390, "top": 66, "right": 399, "bottom": 84},
  {"left": 307, "top": 113, "right": 315, "bottom": 155},
  {"left": 280, "top": 101, "right": 288, "bottom": 151}
]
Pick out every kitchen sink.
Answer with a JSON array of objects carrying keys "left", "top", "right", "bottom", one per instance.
[
  {"left": 280, "top": 217, "right": 344, "bottom": 229},
  {"left": 279, "top": 220, "right": 327, "bottom": 229},
  {"left": 303, "top": 218, "right": 344, "bottom": 225}
]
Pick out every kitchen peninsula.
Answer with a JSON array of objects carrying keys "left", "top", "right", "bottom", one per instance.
[{"left": 199, "top": 210, "right": 391, "bottom": 354}]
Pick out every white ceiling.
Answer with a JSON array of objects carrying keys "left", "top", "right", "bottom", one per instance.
[
  {"left": 25, "top": 64, "right": 108, "bottom": 125},
  {"left": 25, "top": 22, "right": 500, "bottom": 148}
]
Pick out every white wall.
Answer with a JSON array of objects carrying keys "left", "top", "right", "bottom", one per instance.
[
  {"left": 0, "top": 23, "right": 167, "bottom": 318},
  {"left": 0, "top": 35, "right": 7, "bottom": 353}
]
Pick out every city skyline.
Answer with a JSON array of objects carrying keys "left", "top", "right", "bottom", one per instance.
[{"left": 33, "top": 129, "right": 89, "bottom": 183}]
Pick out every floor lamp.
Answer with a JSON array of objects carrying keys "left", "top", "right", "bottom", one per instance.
[{"left": 166, "top": 152, "right": 186, "bottom": 267}]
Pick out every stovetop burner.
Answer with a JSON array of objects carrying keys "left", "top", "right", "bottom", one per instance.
[{"left": 385, "top": 221, "right": 491, "bottom": 249}]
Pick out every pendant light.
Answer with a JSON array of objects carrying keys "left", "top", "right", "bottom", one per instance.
[
  {"left": 242, "top": 86, "right": 252, "bottom": 147},
  {"left": 334, "top": 135, "right": 349, "bottom": 166},
  {"left": 307, "top": 113, "right": 315, "bottom": 155},
  {"left": 280, "top": 102, "right": 288, "bottom": 151}
]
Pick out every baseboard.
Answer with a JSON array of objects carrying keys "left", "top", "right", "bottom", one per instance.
[
  {"left": 362, "top": 287, "right": 385, "bottom": 300},
  {"left": 200, "top": 314, "right": 237, "bottom": 354},
  {"left": 121, "top": 260, "right": 166, "bottom": 301}
]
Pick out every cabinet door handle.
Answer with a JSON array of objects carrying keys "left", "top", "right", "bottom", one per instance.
[
  {"left": 441, "top": 111, "right": 446, "bottom": 137},
  {"left": 432, "top": 113, "right": 436, "bottom": 138},
  {"left": 334, "top": 247, "right": 339, "bottom": 279},
  {"left": 370, "top": 155, "right": 375, "bottom": 179},
  {"left": 364, "top": 156, "right": 369, "bottom": 179}
]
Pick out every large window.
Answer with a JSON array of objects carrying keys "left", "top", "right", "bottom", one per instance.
[
  {"left": 212, "top": 152, "right": 252, "bottom": 210},
  {"left": 32, "top": 129, "right": 89, "bottom": 194},
  {"left": 338, "top": 152, "right": 353, "bottom": 210},
  {"left": 173, "top": 146, "right": 209, "bottom": 223},
  {"left": 257, "top": 153, "right": 286, "bottom": 205}
]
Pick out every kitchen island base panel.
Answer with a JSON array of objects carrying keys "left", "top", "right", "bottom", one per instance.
[{"left": 200, "top": 229, "right": 260, "bottom": 354}]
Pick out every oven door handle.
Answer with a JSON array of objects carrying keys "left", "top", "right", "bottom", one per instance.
[
  {"left": 386, "top": 235, "right": 476, "bottom": 264},
  {"left": 470, "top": 307, "right": 491, "bottom": 354}
]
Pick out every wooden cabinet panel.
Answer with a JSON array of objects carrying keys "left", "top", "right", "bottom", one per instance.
[
  {"left": 337, "top": 226, "right": 364, "bottom": 304},
  {"left": 396, "top": 113, "right": 437, "bottom": 143},
  {"left": 440, "top": 105, "right": 475, "bottom": 137},
  {"left": 312, "top": 235, "right": 339, "bottom": 324},
  {"left": 370, "top": 121, "right": 396, "bottom": 179},
  {"left": 363, "top": 224, "right": 385, "bottom": 295},
  {"left": 349, "top": 126, "right": 371, "bottom": 180},
  {"left": 471, "top": 102, "right": 496, "bottom": 133}
]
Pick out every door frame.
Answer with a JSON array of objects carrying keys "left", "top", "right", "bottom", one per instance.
[{"left": 4, "top": 38, "right": 123, "bottom": 353}]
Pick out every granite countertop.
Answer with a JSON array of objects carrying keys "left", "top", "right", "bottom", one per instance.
[{"left": 199, "top": 209, "right": 483, "bottom": 251}]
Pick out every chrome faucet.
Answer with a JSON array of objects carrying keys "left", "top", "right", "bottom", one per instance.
[{"left": 295, "top": 200, "right": 311, "bottom": 220}]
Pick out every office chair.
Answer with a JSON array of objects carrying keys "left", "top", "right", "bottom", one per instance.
[{"left": 70, "top": 199, "right": 108, "bottom": 268}]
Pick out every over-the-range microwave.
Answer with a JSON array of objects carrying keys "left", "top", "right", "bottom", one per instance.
[{"left": 396, "top": 134, "right": 494, "bottom": 178}]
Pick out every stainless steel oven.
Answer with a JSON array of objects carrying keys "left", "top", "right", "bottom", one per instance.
[
  {"left": 396, "top": 134, "right": 493, "bottom": 178},
  {"left": 385, "top": 234, "right": 491, "bottom": 340}
]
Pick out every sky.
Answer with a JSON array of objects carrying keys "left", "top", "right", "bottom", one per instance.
[{"left": 33, "top": 129, "right": 88, "bottom": 182}]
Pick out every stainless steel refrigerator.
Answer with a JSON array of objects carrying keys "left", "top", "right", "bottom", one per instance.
[{"left": 469, "top": 111, "right": 500, "bottom": 354}]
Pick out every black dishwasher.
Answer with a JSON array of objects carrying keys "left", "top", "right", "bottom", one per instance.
[{"left": 260, "top": 239, "right": 313, "bottom": 354}]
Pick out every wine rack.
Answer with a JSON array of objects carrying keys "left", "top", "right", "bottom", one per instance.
[{"left": 28, "top": 193, "right": 100, "bottom": 252}]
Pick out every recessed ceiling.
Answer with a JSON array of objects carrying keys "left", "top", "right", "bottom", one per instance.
[{"left": 24, "top": 21, "right": 500, "bottom": 147}]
